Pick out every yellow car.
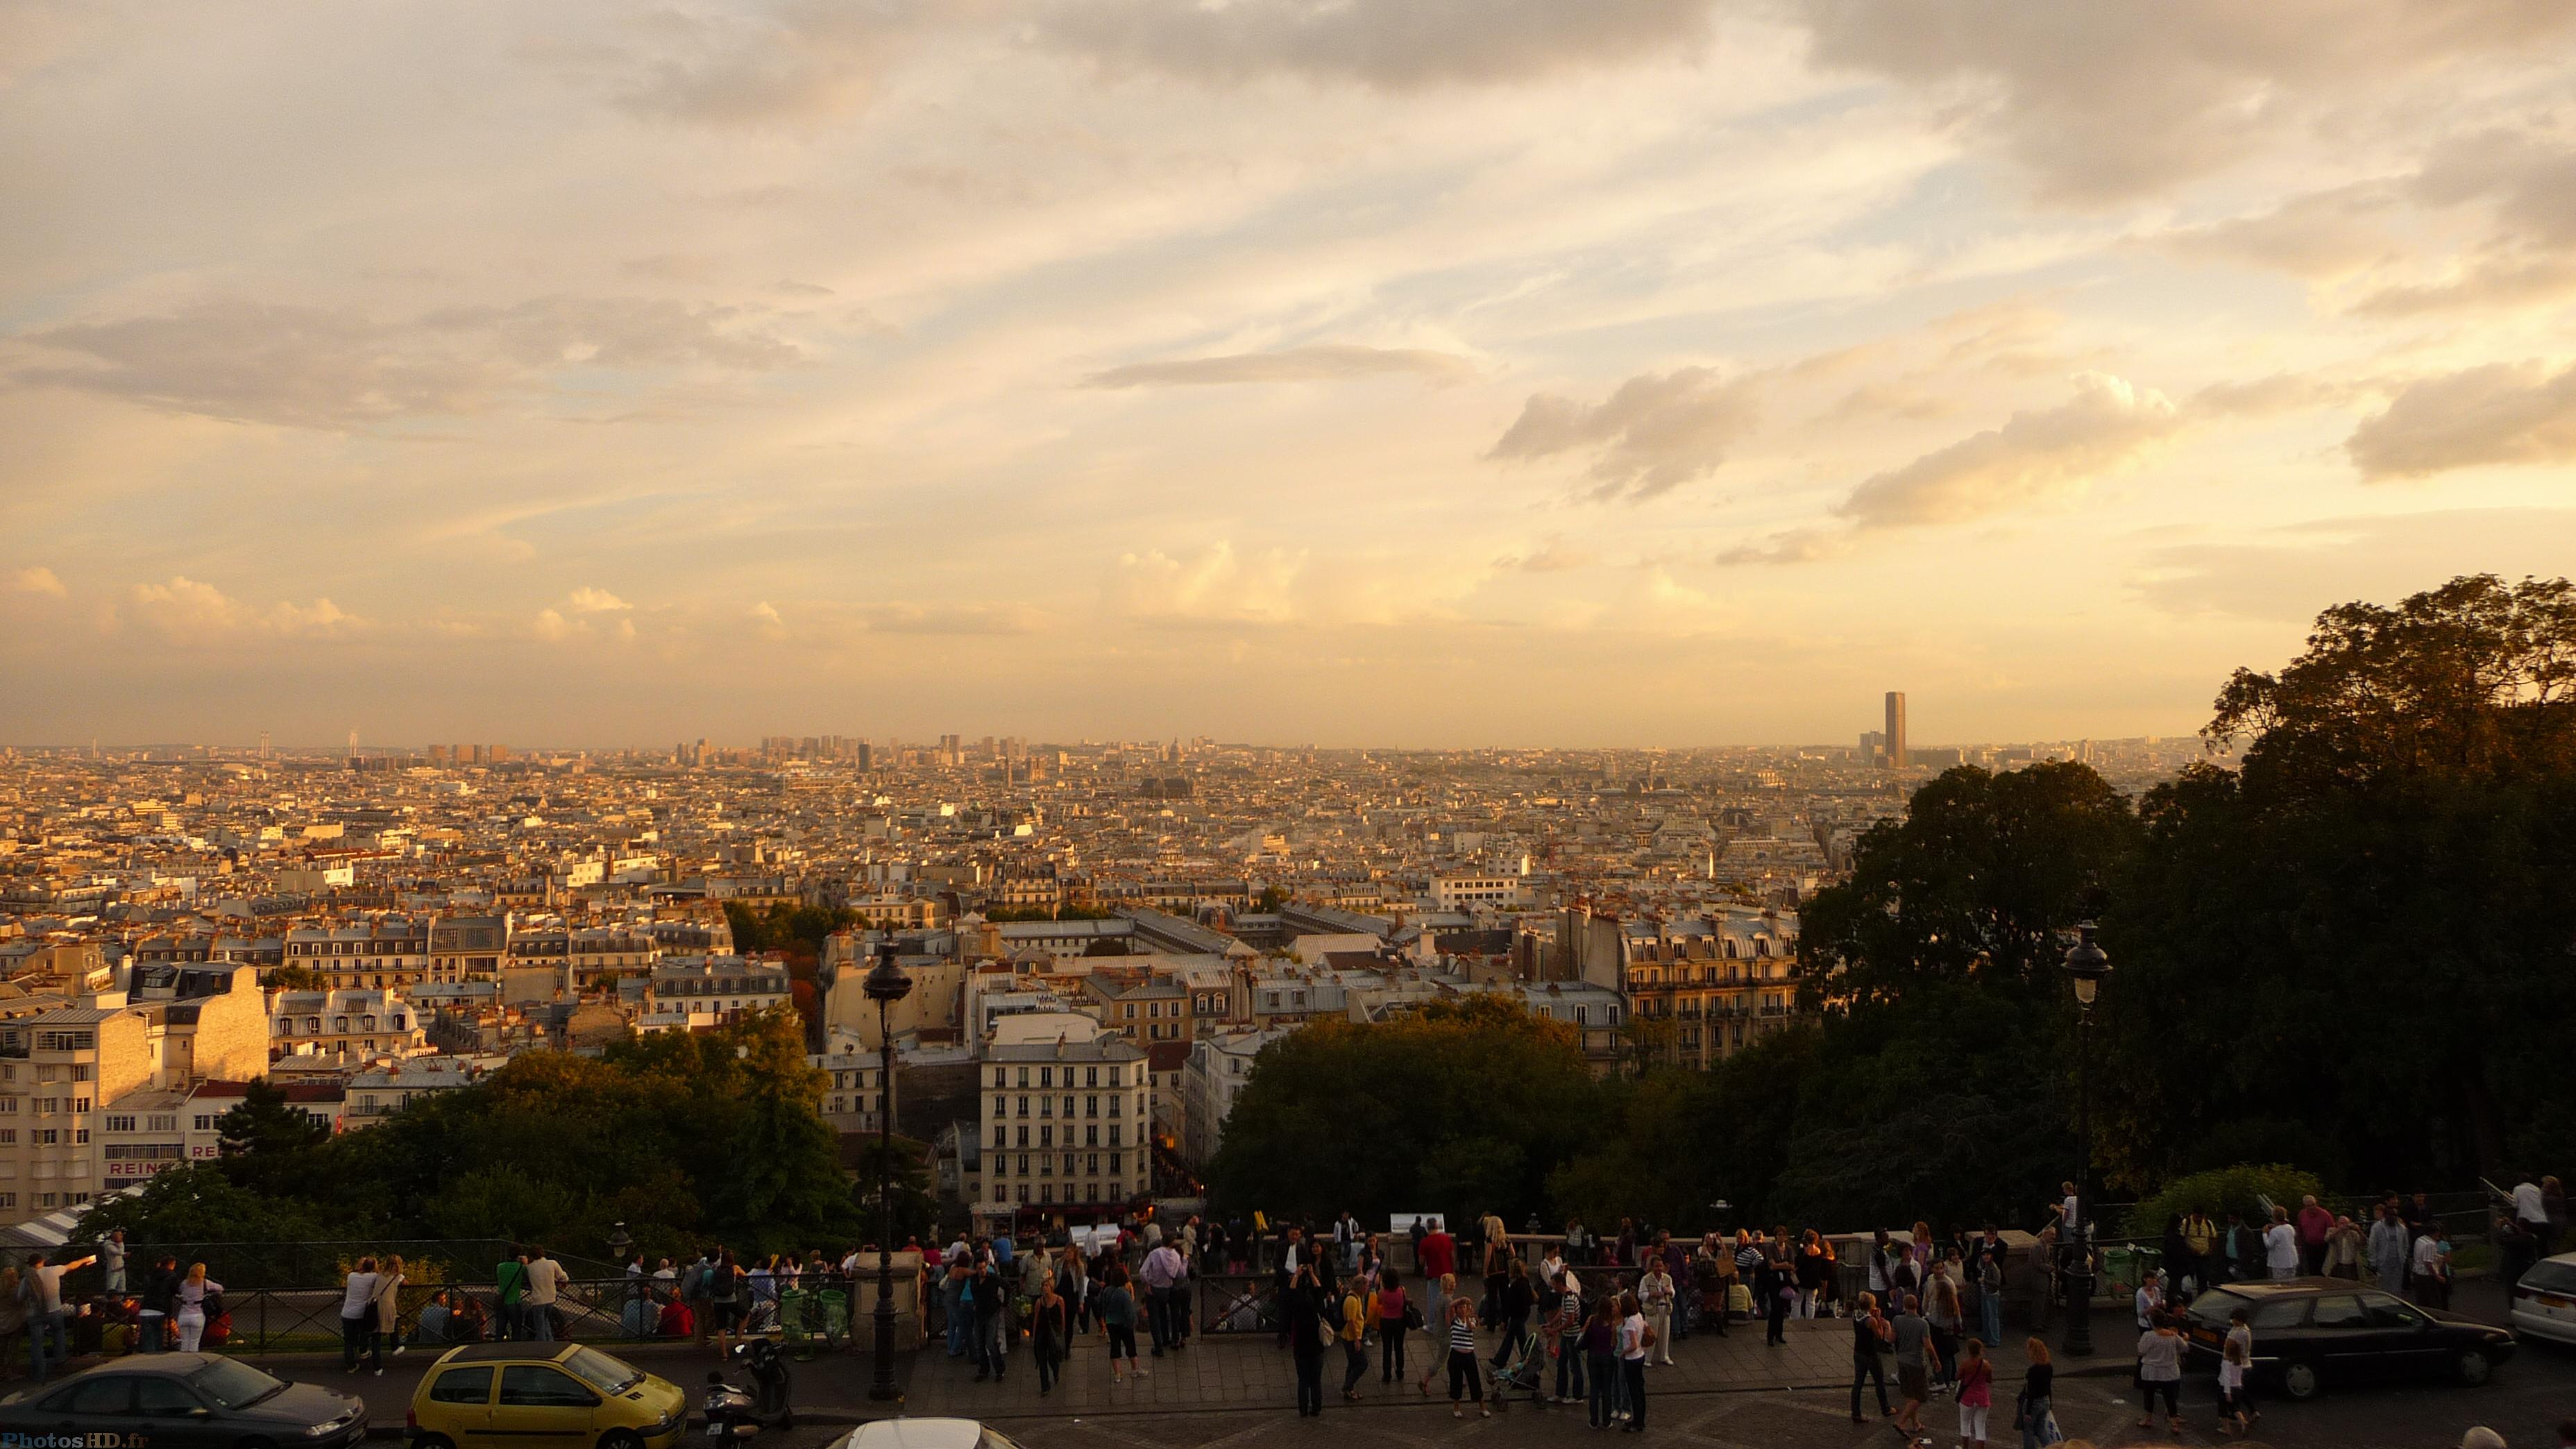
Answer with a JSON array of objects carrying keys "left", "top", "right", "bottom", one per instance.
[{"left": 408, "top": 1342, "right": 688, "bottom": 1449}]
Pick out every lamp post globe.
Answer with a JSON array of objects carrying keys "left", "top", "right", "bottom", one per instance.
[
  {"left": 2060, "top": 922, "right": 2111, "bottom": 1358},
  {"left": 864, "top": 941, "right": 915, "bottom": 1404}
]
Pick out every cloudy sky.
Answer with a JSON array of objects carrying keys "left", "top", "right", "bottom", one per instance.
[{"left": 7, "top": 0, "right": 2576, "bottom": 749}]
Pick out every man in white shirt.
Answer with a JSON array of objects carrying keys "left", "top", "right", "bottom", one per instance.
[
  {"left": 523, "top": 1248, "right": 568, "bottom": 1341},
  {"left": 2513, "top": 1176, "right": 2549, "bottom": 1231},
  {"left": 2263, "top": 1208, "right": 2300, "bottom": 1280},
  {"left": 1141, "top": 1239, "right": 1187, "bottom": 1356}
]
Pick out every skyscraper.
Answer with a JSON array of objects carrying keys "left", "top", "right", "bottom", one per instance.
[{"left": 1883, "top": 691, "right": 1908, "bottom": 770}]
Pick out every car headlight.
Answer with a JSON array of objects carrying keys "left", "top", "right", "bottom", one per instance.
[{"left": 306, "top": 1413, "right": 356, "bottom": 1437}]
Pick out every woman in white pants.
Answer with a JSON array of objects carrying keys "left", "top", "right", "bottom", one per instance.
[{"left": 176, "top": 1264, "right": 221, "bottom": 1352}]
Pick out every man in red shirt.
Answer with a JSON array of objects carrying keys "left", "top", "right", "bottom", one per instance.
[
  {"left": 1420, "top": 1219, "right": 1456, "bottom": 1281},
  {"left": 2296, "top": 1195, "right": 2334, "bottom": 1276}
]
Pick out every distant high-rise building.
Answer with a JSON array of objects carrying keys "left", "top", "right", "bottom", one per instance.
[
  {"left": 1883, "top": 691, "right": 1908, "bottom": 770},
  {"left": 1859, "top": 731, "right": 1886, "bottom": 763}
]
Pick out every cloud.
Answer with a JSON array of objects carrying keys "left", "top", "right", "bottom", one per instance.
[
  {"left": 2164, "top": 183, "right": 2407, "bottom": 278},
  {"left": 856, "top": 602, "right": 1046, "bottom": 635},
  {"left": 2131, "top": 509, "right": 2576, "bottom": 620},
  {"left": 596, "top": 0, "right": 963, "bottom": 127},
  {"left": 1838, "top": 372, "right": 2178, "bottom": 527},
  {"left": 2187, "top": 373, "right": 2354, "bottom": 418},
  {"left": 1787, "top": 0, "right": 2576, "bottom": 204},
  {"left": 566, "top": 587, "right": 633, "bottom": 614},
  {"left": 1720, "top": 373, "right": 2178, "bottom": 565},
  {"left": 128, "top": 577, "right": 364, "bottom": 641},
  {"left": 1081, "top": 345, "right": 1476, "bottom": 389},
  {"left": 1494, "top": 539, "right": 1595, "bottom": 573},
  {"left": 2346, "top": 361, "right": 2576, "bottom": 480},
  {"left": 2349, "top": 132, "right": 2576, "bottom": 313},
  {"left": 9, "top": 566, "right": 67, "bottom": 598},
  {"left": 1040, "top": 0, "right": 1720, "bottom": 88},
  {"left": 1113, "top": 541, "right": 1305, "bottom": 625},
  {"left": 18, "top": 296, "right": 798, "bottom": 427},
  {"left": 1488, "top": 366, "right": 1759, "bottom": 502}
]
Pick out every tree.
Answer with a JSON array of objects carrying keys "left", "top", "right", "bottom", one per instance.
[
  {"left": 262, "top": 964, "right": 324, "bottom": 991},
  {"left": 849, "top": 1136, "right": 941, "bottom": 1246},
  {"left": 1206, "top": 994, "right": 1600, "bottom": 1225},
  {"left": 2097, "top": 575, "right": 2576, "bottom": 1189},
  {"left": 216, "top": 1079, "right": 331, "bottom": 1195}
]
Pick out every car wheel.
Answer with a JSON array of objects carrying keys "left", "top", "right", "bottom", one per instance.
[
  {"left": 2278, "top": 1362, "right": 2320, "bottom": 1401},
  {"left": 417, "top": 1435, "right": 457, "bottom": 1449},
  {"left": 2455, "top": 1348, "right": 2493, "bottom": 1386},
  {"left": 600, "top": 1429, "right": 646, "bottom": 1449}
]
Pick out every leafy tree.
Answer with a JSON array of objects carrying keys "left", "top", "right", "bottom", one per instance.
[
  {"left": 1255, "top": 886, "right": 1289, "bottom": 913},
  {"left": 849, "top": 1137, "right": 942, "bottom": 1246},
  {"left": 262, "top": 964, "right": 325, "bottom": 991},
  {"left": 1207, "top": 994, "right": 1599, "bottom": 1225},
  {"left": 2121, "top": 1164, "right": 2325, "bottom": 1239}
]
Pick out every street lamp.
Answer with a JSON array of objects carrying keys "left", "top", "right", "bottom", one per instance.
[
  {"left": 864, "top": 941, "right": 915, "bottom": 1404},
  {"left": 2060, "top": 922, "right": 2112, "bottom": 1358},
  {"left": 606, "top": 1222, "right": 632, "bottom": 1260}
]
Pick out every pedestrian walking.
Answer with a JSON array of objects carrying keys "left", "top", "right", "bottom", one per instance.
[
  {"left": 1956, "top": 1338, "right": 1993, "bottom": 1449},
  {"left": 2216, "top": 1305, "right": 2259, "bottom": 1437},
  {"left": 1976, "top": 1248, "right": 2004, "bottom": 1347},
  {"left": 1142, "top": 1235, "right": 1187, "bottom": 1357},
  {"left": 1338, "top": 1273, "right": 1372, "bottom": 1400},
  {"left": 1491, "top": 1256, "right": 1536, "bottom": 1368},
  {"left": 2013, "top": 1339, "right": 2054, "bottom": 1449},
  {"left": 1545, "top": 1269, "right": 1585, "bottom": 1405},
  {"left": 970, "top": 1260, "right": 1008, "bottom": 1382},
  {"left": 1098, "top": 1264, "right": 1143, "bottom": 1383},
  {"left": 1848, "top": 1291, "right": 1894, "bottom": 1424},
  {"left": 1926, "top": 1258, "right": 1964, "bottom": 1389},
  {"left": 1441, "top": 1289, "right": 1488, "bottom": 1419},
  {"left": 1031, "top": 1276, "right": 1071, "bottom": 1396},
  {"left": 1414, "top": 1272, "right": 1455, "bottom": 1395},
  {"left": 340, "top": 1257, "right": 384, "bottom": 1375},
  {"left": 1891, "top": 1294, "right": 1931, "bottom": 1440},
  {"left": 1616, "top": 1291, "right": 1650, "bottom": 1433}
]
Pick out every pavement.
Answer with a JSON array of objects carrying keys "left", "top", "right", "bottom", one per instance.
[{"left": 7, "top": 1283, "right": 2566, "bottom": 1449}]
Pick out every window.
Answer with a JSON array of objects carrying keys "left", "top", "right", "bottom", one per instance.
[
  {"left": 2310, "top": 1296, "right": 2366, "bottom": 1329},
  {"left": 60, "top": 1375, "right": 136, "bottom": 1416},
  {"left": 133, "top": 1378, "right": 204, "bottom": 1416},
  {"left": 1039, "top": 1067, "right": 1053, "bottom": 1088},
  {"left": 497, "top": 1366, "right": 595, "bottom": 1407}
]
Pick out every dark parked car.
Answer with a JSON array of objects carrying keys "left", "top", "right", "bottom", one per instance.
[
  {"left": 2182, "top": 1278, "right": 2517, "bottom": 1400},
  {"left": 0, "top": 1353, "right": 366, "bottom": 1449}
]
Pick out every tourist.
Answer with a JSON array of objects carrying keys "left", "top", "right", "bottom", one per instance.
[
  {"left": 1337, "top": 1271, "right": 1371, "bottom": 1400},
  {"left": 1926, "top": 1255, "right": 1965, "bottom": 1390},
  {"left": 1491, "top": 1255, "right": 1536, "bottom": 1368},
  {"left": 100, "top": 1230, "right": 128, "bottom": 1296},
  {"left": 412, "top": 1288, "right": 454, "bottom": 1346},
  {"left": 2179, "top": 1208, "right": 2218, "bottom": 1294},
  {"left": 1418, "top": 1219, "right": 1455, "bottom": 1282},
  {"left": 1582, "top": 1294, "right": 1620, "bottom": 1428},
  {"left": 1565, "top": 1216, "right": 1591, "bottom": 1266},
  {"left": 1638, "top": 1253, "right": 1676, "bottom": 1366},
  {"left": 2296, "top": 1194, "right": 2334, "bottom": 1276},
  {"left": 1375, "top": 1267, "right": 1410, "bottom": 1382},
  {"left": 2369, "top": 1205, "right": 2412, "bottom": 1296},
  {"left": 341, "top": 1257, "right": 384, "bottom": 1375},
  {"left": 1796, "top": 1229, "right": 1831, "bottom": 1320},
  {"left": 1441, "top": 1288, "right": 1487, "bottom": 1420},
  {"left": 1030, "top": 1275, "right": 1070, "bottom": 1396},
  {"left": 137, "top": 1255, "right": 178, "bottom": 1353},
  {"left": 174, "top": 1262, "right": 220, "bottom": 1355},
  {"left": 2264, "top": 1207, "right": 2300, "bottom": 1280},
  {"left": 375, "top": 1255, "right": 407, "bottom": 1365},
  {"left": 1414, "top": 1271, "right": 1455, "bottom": 1395},
  {"left": 1545, "top": 1268, "right": 1585, "bottom": 1405},
  {"left": 1956, "top": 1337, "right": 1993, "bottom": 1449},
  {"left": 1890, "top": 1293, "right": 1931, "bottom": 1441},
  {"left": 1976, "top": 1242, "right": 2004, "bottom": 1348},
  {"left": 524, "top": 1246, "right": 566, "bottom": 1342},
  {"left": 1097, "top": 1263, "right": 1143, "bottom": 1384},
  {"left": 1142, "top": 1232, "right": 1187, "bottom": 1356},
  {"left": 2133, "top": 1312, "right": 2185, "bottom": 1435},
  {"left": 1286, "top": 1261, "right": 1328, "bottom": 1416},
  {"left": 23, "top": 1250, "right": 91, "bottom": 1380},
  {"left": 1767, "top": 1257, "right": 1796, "bottom": 1347},
  {"left": 1848, "top": 1290, "right": 1894, "bottom": 1425},
  {"left": 971, "top": 1260, "right": 1008, "bottom": 1382},
  {"left": 2031, "top": 1221, "right": 2060, "bottom": 1332},
  {"left": 2015, "top": 1338, "right": 2054, "bottom": 1449},
  {"left": 1616, "top": 1290, "right": 1650, "bottom": 1433},
  {"left": 495, "top": 1246, "right": 530, "bottom": 1341},
  {"left": 2217, "top": 1305, "right": 2258, "bottom": 1437},
  {"left": 2413, "top": 1226, "right": 2453, "bottom": 1310},
  {"left": 2323, "top": 1214, "right": 2364, "bottom": 1280}
]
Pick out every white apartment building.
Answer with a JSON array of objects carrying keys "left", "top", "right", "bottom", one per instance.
[
  {"left": 976, "top": 1016, "right": 1147, "bottom": 1230},
  {"left": 639, "top": 956, "right": 792, "bottom": 1033},
  {"left": 269, "top": 988, "right": 428, "bottom": 1060},
  {"left": 280, "top": 918, "right": 433, "bottom": 988},
  {"left": 811, "top": 1046, "right": 896, "bottom": 1135},
  {"left": 1430, "top": 874, "right": 1524, "bottom": 912},
  {"left": 346, "top": 1056, "right": 489, "bottom": 1126}
]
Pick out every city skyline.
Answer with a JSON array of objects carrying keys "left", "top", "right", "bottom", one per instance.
[{"left": 8, "top": 4, "right": 2576, "bottom": 746}]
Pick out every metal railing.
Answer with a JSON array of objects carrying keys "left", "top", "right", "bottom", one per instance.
[{"left": 110, "top": 1276, "right": 870, "bottom": 1357}]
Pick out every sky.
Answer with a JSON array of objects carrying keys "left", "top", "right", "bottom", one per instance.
[{"left": 6, "top": 0, "right": 2576, "bottom": 749}]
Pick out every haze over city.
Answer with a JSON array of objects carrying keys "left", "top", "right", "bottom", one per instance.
[{"left": 9, "top": 2, "right": 2576, "bottom": 746}]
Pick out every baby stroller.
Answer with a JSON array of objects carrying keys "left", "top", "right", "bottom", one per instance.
[{"left": 1485, "top": 1325, "right": 1550, "bottom": 1413}]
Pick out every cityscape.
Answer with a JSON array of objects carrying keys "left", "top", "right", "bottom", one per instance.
[{"left": 8, "top": 1, "right": 2576, "bottom": 1446}]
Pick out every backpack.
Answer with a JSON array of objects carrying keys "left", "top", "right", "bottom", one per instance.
[{"left": 679, "top": 1262, "right": 706, "bottom": 1300}]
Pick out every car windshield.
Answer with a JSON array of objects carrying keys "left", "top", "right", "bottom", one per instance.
[
  {"left": 187, "top": 1359, "right": 287, "bottom": 1409},
  {"left": 2520, "top": 1260, "right": 2576, "bottom": 1295},
  {"left": 560, "top": 1348, "right": 644, "bottom": 1396},
  {"left": 2185, "top": 1290, "right": 2251, "bottom": 1327}
]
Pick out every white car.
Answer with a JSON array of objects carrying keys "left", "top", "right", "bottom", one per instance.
[
  {"left": 834, "top": 1421, "right": 1030, "bottom": 1449},
  {"left": 2510, "top": 1251, "right": 2576, "bottom": 1347}
]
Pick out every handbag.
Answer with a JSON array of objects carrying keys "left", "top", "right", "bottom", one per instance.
[
  {"left": 1403, "top": 1302, "right": 1424, "bottom": 1331},
  {"left": 2035, "top": 1409, "right": 2064, "bottom": 1445}
]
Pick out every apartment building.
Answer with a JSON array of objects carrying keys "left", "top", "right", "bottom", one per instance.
[
  {"left": 1179, "top": 1026, "right": 1291, "bottom": 1167},
  {"left": 269, "top": 988, "right": 428, "bottom": 1060},
  {"left": 1430, "top": 874, "right": 1524, "bottom": 912},
  {"left": 1081, "top": 967, "right": 1198, "bottom": 1043},
  {"left": 1618, "top": 911, "right": 1804, "bottom": 1067},
  {"left": 346, "top": 1056, "right": 487, "bottom": 1125},
  {"left": 426, "top": 914, "right": 508, "bottom": 983},
  {"left": 639, "top": 956, "right": 791, "bottom": 1033},
  {"left": 811, "top": 1046, "right": 896, "bottom": 1135},
  {"left": 976, "top": 1017, "right": 1147, "bottom": 1230}
]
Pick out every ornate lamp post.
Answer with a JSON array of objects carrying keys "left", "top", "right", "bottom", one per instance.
[
  {"left": 865, "top": 941, "right": 915, "bottom": 1403},
  {"left": 2060, "top": 923, "right": 2112, "bottom": 1357}
]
